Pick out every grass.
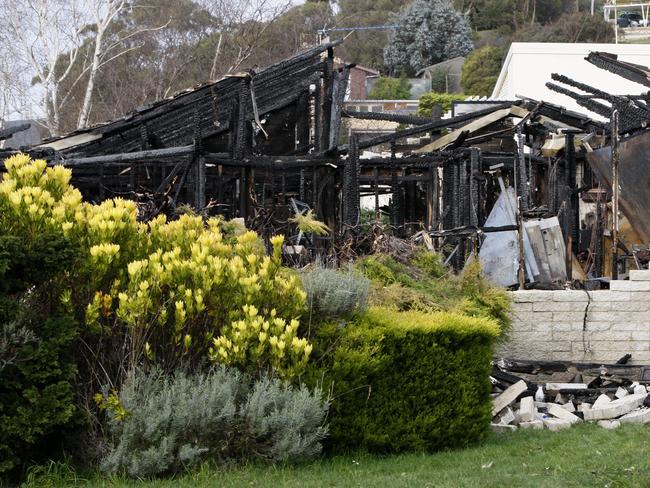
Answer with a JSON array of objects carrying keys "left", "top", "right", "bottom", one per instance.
[{"left": 22, "top": 423, "right": 650, "bottom": 488}]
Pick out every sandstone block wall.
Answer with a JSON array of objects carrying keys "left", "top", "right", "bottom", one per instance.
[{"left": 501, "top": 270, "right": 650, "bottom": 364}]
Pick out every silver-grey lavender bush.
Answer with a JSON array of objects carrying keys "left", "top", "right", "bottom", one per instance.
[
  {"left": 100, "top": 367, "right": 328, "bottom": 478},
  {"left": 301, "top": 268, "right": 370, "bottom": 320}
]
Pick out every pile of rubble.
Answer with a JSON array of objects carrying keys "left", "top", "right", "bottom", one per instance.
[{"left": 491, "top": 358, "right": 650, "bottom": 431}]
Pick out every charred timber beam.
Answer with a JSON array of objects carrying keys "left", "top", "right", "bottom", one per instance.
[
  {"left": 550, "top": 73, "right": 650, "bottom": 127},
  {"left": 359, "top": 174, "right": 430, "bottom": 183},
  {"left": 342, "top": 110, "right": 441, "bottom": 125},
  {"left": 428, "top": 225, "right": 519, "bottom": 237},
  {"left": 545, "top": 82, "right": 614, "bottom": 121},
  {"left": 528, "top": 100, "right": 606, "bottom": 131},
  {"left": 59, "top": 145, "right": 197, "bottom": 166},
  {"left": 586, "top": 52, "right": 650, "bottom": 89},
  {"left": 339, "top": 103, "right": 517, "bottom": 152}
]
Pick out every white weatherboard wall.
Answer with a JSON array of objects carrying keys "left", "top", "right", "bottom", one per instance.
[
  {"left": 491, "top": 43, "right": 650, "bottom": 119},
  {"left": 501, "top": 271, "right": 650, "bottom": 364}
]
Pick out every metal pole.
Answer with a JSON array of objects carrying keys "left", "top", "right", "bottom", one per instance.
[{"left": 611, "top": 109, "right": 620, "bottom": 280}]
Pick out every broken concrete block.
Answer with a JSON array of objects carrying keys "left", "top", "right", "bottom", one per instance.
[
  {"left": 615, "top": 386, "right": 628, "bottom": 399},
  {"left": 548, "top": 403, "right": 582, "bottom": 424},
  {"left": 643, "top": 395, "right": 650, "bottom": 407},
  {"left": 610, "top": 280, "right": 650, "bottom": 291},
  {"left": 634, "top": 385, "right": 647, "bottom": 395},
  {"left": 496, "top": 407, "right": 517, "bottom": 425},
  {"left": 546, "top": 383, "right": 588, "bottom": 391},
  {"left": 597, "top": 420, "right": 621, "bottom": 429},
  {"left": 542, "top": 417, "right": 572, "bottom": 431},
  {"left": 492, "top": 380, "right": 527, "bottom": 417},
  {"left": 518, "top": 396, "right": 536, "bottom": 422},
  {"left": 619, "top": 408, "right": 650, "bottom": 425},
  {"left": 519, "top": 419, "right": 544, "bottom": 430},
  {"left": 491, "top": 423, "right": 517, "bottom": 433},
  {"left": 592, "top": 394, "right": 612, "bottom": 409},
  {"left": 584, "top": 393, "right": 648, "bottom": 421},
  {"left": 629, "top": 269, "right": 650, "bottom": 281},
  {"left": 559, "top": 401, "right": 576, "bottom": 413},
  {"left": 578, "top": 403, "right": 592, "bottom": 412}
]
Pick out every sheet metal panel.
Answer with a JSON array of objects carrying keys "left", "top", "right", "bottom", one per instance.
[{"left": 586, "top": 130, "right": 650, "bottom": 243}]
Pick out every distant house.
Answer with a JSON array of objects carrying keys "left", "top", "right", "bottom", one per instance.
[
  {"left": 416, "top": 57, "right": 466, "bottom": 94},
  {"left": 0, "top": 120, "right": 44, "bottom": 149},
  {"left": 334, "top": 59, "right": 431, "bottom": 100},
  {"left": 491, "top": 42, "right": 650, "bottom": 119},
  {"left": 334, "top": 59, "right": 380, "bottom": 100}
]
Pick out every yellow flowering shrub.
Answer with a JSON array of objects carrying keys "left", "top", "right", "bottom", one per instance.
[
  {"left": 210, "top": 305, "right": 312, "bottom": 379},
  {"left": 0, "top": 155, "right": 82, "bottom": 236},
  {"left": 1, "top": 155, "right": 310, "bottom": 379}
]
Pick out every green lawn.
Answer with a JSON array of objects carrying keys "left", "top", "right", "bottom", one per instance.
[{"left": 24, "top": 423, "right": 650, "bottom": 488}]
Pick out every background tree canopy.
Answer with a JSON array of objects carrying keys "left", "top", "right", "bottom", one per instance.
[
  {"left": 0, "top": 0, "right": 619, "bottom": 136},
  {"left": 383, "top": 0, "right": 474, "bottom": 76},
  {"left": 460, "top": 46, "right": 504, "bottom": 96}
]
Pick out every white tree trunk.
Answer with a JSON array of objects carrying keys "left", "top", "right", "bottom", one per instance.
[{"left": 77, "top": 28, "right": 105, "bottom": 130}]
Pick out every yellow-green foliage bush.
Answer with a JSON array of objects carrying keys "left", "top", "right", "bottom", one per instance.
[
  {"left": 356, "top": 250, "right": 511, "bottom": 338},
  {"left": 1, "top": 154, "right": 310, "bottom": 382},
  {"left": 311, "top": 306, "right": 500, "bottom": 453},
  {"left": 0, "top": 154, "right": 313, "bottom": 477}
]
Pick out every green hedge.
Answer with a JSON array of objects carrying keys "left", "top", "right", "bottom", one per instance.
[{"left": 318, "top": 306, "right": 499, "bottom": 453}]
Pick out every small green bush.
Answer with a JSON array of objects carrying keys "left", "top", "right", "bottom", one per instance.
[
  {"left": 315, "top": 306, "right": 499, "bottom": 453},
  {"left": 301, "top": 268, "right": 370, "bottom": 322},
  {"left": 418, "top": 92, "right": 467, "bottom": 116},
  {"left": 100, "top": 367, "right": 329, "bottom": 478},
  {"left": 368, "top": 76, "right": 412, "bottom": 100}
]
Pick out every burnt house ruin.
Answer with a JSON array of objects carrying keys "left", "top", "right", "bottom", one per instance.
[{"left": 2, "top": 43, "right": 650, "bottom": 289}]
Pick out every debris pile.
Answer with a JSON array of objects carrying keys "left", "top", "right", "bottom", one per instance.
[{"left": 491, "top": 358, "right": 650, "bottom": 431}]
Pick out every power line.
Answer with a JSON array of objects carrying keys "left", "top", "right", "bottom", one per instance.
[{"left": 317, "top": 25, "right": 398, "bottom": 35}]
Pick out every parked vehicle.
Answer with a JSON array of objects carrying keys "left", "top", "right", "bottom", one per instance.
[{"left": 618, "top": 12, "right": 648, "bottom": 27}]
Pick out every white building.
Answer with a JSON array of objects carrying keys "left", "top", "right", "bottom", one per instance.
[{"left": 491, "top": 42, "right": 650, "bottom": 119}]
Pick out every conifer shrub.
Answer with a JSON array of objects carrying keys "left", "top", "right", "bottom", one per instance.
[
  {"left": 0, "top": 233, "right": 81, "bottom": 475},
  {"left": 99, "top": 367, "right": 328, "bottom": 478},
  {"left": 313, "top": 307, "right": 499, "bottom": 453}
]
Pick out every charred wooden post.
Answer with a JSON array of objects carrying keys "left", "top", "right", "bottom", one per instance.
[
  {"left": 389, "top": 142, "right": 403, "bottom": 233},
  {"left": 595, "top": 194, "right": 604, "bottom": 278},
  {"left": 314, "top": 79, "right": 322, "bottom": 152},
  {"left": 611, "top": 109, "right": 620, "bottom": 280},
  {"left": 343, "top": 133, "right": 360, "bottom": 226},
  {"left": 296, "top": 92, "right": 310, "bottom": 153},
  {"left": 565, "top": 131, "right": 580, "bottom": 259},
  {"left": 321, "top": 49, "right": 334, "bottom": 151},
  {"left": 374, "top": 166, "right": 380, "bottom": 219},
  {"left": 329, "top": 66, "right": 349, "bottom": 151},
  {"left": 516, "top": 125, "right": 528, "bottom": 212},
  {"left": 470, "top": 148, "right": 479, "bottom": 227},
  {"left": 193, "top": 110, "right": 206, "bottom": 212}
]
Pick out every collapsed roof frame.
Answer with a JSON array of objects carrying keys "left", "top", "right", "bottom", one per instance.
[{"left": 0, "top": 43, "right": 620, "bottom": 286}]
